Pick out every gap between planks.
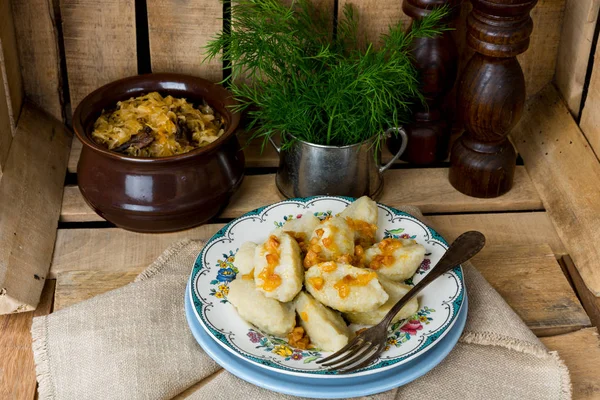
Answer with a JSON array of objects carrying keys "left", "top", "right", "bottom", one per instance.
[{"left": 60, "top": 166, "right": 544, "bottom": 223}]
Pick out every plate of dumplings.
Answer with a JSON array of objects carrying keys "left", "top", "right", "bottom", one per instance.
[{"left": 188, "top": 196, "right": 465, "bottom": 377}]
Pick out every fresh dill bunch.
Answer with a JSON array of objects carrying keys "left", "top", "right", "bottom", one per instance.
[{"left": 205, "top": 0, "right": 450, "bottom": 149}]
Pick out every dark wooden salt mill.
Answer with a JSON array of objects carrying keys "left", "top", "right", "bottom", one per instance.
[
  {"left": 387, "top": 0, "right": 459, "bottom": 164},
  {"left": 448, "top": 0, "right": 537, "bottom": 198}
]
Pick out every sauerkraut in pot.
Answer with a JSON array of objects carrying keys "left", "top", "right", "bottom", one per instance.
[{"left": 91, "top": 92, "right": 225, "bottom": 157}]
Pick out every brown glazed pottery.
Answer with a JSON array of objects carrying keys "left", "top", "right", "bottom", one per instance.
[{"left": 73, "top": 73, "right": 245, "bottom": 233}]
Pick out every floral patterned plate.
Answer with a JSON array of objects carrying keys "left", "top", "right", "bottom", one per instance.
[
  {"left": 188, "top": 196, "right": 465, "bottom": 378},
  {"left": 185, "top": 283, "right": 469, "bottom": 398}
]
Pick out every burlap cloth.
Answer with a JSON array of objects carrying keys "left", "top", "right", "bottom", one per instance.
[{"left": 31, "top": 206, "right": 571, "bottom": 399}]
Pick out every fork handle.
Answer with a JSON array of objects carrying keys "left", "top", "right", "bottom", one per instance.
[{"left": 380, "top": 231, "right": 486, "bottom": 328}]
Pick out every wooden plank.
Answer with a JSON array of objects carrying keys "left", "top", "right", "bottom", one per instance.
[
  {"left": 580, "top": 25, "right": 600, "bottom": 158},
  {"left": 60, "top": 0, "right": 137, "bottom": 110},
  {"left": 554, "top": 0, "right": 600, "bottom": 117},
  {"left": 49, "top": 224, "right": 225, "bottom": 278},
  {"left": 147, "top": 0, "right": 223, "bottom": 82},
  {"left": 427, "top": 212, "right": 567, "bottom": 257},
  {"left": 11, "top": 0, "right": 64, "bottom": 121},
  {"left": 50, "top": 211, "right": 563, "bottom": 275},
  {"left": 0, "top": 279, "right": 54, "bottom": 400},
  {"left": 54, "top": 270, "right": 140, "bottom": 310},
  {"left": 225, "top": 166, "right": 542, "bottom": 216},
  {"left": 471, "top": 244, "right": 590, "bottom": 337},
  {"left": 342, "top": 0, "right": 564, "bottom": 98},
  {"left": 0, "top": 103, "right": 71, "bottom": 314},
  {"left": 60, "top": 166, "right": 544, "bottom": 222},
  {"left": 541, "top": 328, "right": 600, "bottom": 400},
  {"left": 562, "top": 255, "right": 600, "bottom": 330},
  {"left": 518, "top": 0, "right": 566, "bottom": 98},
  {"left": 512, "top": 84, "right": 600, "bottom": 296},
  {"left": 0, "top": 0, "right": 23, "bottom": 123},
  {"left": 337, "top": 0, "right": 411, "bottom": 50},
  {"left": 51, "top": 243, "right": 587, "bottom": 336}
]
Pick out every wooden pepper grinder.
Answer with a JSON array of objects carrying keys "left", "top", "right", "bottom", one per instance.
[
  {"left": 449, "top": 0, "right": 537, "bottom": 198},
  {"left": 388, "top": 0, "right": 459, "bottom": 164}
]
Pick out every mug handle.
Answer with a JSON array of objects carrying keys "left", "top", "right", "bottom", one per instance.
[
  {"left": 379, "top": 127, "right": 408, "bottom": 173},
  {"left": 268, "top": 136, "right": 281, "bottom": 154}
]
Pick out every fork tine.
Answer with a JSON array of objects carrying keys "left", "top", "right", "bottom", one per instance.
[
  {"left": 326, "top": 343, "right": 375, "bottom": 371},
  {"left": 339, "top": 344, "right": 384, "bottom": 374},
  {"left": 319, "top": 341, "right": 368, "bottom": 367},
  {"left": 316, "top": 337, "right": 364, "bottom": 364}
]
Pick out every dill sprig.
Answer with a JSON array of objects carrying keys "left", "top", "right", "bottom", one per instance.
[{"left": 205, "top": 0, "right": 450, "bottom": 149}]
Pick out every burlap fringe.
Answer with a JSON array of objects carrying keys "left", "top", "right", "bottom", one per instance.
[
  {"left": 460, "top": 331, "right": 572, "bottom": 399},
  {"left": 31, "top": 317, "right": 57, "bottom": 400},
  {"left": 135, "top": 239, "right": 196, "bottom": 282}
]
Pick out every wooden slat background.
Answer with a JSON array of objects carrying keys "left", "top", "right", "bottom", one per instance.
[
  {"left": 2, "top": 1, "right": 600, "bottom": 398},
  {"left": 513, "top": 85, "right": 600, "bottom": 296},
  {"left": 11, "top": 0, "right": 64, "bottom": 121},
  {"left": 147, "top": 0, "right": 223, "bottom": 81},
  {"left": 0, "top": 103, "right": 71, "bottom": 313},
  {"left": 0, "top": 0, "right": 21, "bottom": 175},
  {"left": 338, "top": 0, "right": 412, "bottom": 49},
  {"left": 0, "top": 61, "right": 12, "bottom": 176},
  {"left": 0, "top": 0, "right": 22, "bottom": 125},
  {"left": 52, "top": 0, "right": 569, "bottom": 120},
  {"left": 60, "top": 0, "right": 137, "bottom": 110},
  {"left": 50, "top": 211, "right": 565, "bottom": 277},
  {"left": 59, "top": 166, "right": 544, "bottom": 223},
  {"left": 519, "top": 0, "right": 566, "bottom": 97},
  {"left": 580, "top": 29, "right": 600, "bottom": 158},
  {"left": 554, "top": 0, "right": 600, "bottom": 117}
]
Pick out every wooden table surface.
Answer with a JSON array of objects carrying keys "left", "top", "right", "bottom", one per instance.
[{"left": 3, "top": 94, "right": 600, "bottom": 398}]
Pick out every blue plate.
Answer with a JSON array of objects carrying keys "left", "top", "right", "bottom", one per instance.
[{"left": 185, "top": 284, "right": 468, "bottom": 399}]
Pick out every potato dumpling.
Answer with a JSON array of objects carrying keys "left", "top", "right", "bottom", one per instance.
[
  {"left": 233, "top": 241, "right": 257, "bottom": 275},
  {"left": 304, "top": 262, "right": 388, "bottom": 313},
  {"left": 340, "top": 196, "right": 379, "bottom": 246},
  {"left": 294, "top": 291, "right": 351, "bottom": 352},
  {"left": 344, "top": 275, "right": 419, "bottom": 325},
  {"left": 365, "top": 238, "right": 426, "bottom": 281},
  {"left": 254, "top": 232, "right": 304, "bottom": 302},
  {"left": 304, "top": 217, "right": 354, "bottom": 268},
  {"left": 283, "top": 214, "right": 321, "bottom": 252},
  {"left": 228, "top": 278, "right": 296, "bottom": 337}
]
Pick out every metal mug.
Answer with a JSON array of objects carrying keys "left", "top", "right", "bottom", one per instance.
[{"left": 269, "top": 128, "right": 408, "bottom": 199}]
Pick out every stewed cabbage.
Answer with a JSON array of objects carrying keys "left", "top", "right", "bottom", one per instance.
[{"left": 91, "top": 92, "right": 225, "bottom": 157}]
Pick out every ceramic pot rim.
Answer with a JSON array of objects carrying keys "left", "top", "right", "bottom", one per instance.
[{"left": 72, "top": 73, "right": 241, "bottom": 164}]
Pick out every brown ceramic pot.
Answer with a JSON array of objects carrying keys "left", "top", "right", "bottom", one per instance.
[{"left": 73, "top": 73, "right": 245, "bottom": 233}]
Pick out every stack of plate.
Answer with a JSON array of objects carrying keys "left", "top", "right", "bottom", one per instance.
[{"left": 185, "top": 196, "right": 468, "bottom": 398}]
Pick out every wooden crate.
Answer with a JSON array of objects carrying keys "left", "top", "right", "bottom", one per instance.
[{"left": 2, "top": 1, "right": 600, "bottom": 399}]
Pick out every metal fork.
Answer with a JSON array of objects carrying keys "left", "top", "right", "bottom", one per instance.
[{"left": 316, "top": 231, "right": 486, "bottom": 374}]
